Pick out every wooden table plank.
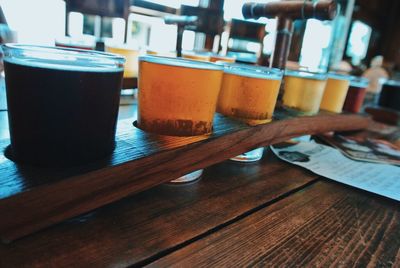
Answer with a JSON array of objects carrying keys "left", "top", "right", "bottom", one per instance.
[
  {"left": 0, "top": 151, "right": 319, "bottom": 267},
  {"left": 150, "top": 180, "right": 400, "bottom": 267},
  {"left": 0, "top": 109, "right": 369, "bottom": 242}
]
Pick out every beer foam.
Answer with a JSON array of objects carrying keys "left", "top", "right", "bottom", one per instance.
[
  {"left": 139, "top": 55, "right": 223, "bottom": 71},
  {"left": 223, "top": 65, "right": 282, "bottom": 80},
  {"left": 5, "top": 57, "right": 123, "bottom": 72}
]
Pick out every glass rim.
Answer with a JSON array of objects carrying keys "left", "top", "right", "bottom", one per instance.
[
  {"left": 218, "top": 62, "right": 283, "bottom": 80},
  {"left": 328, "top": 72, "right": 352, "bottom": 81},
  {"left": 349, "top": 76, "right": 369, "bottom": 87},
  {"left": 2, "top": 43, "right": 126, "bottom": 62},
  {"left": 284, "top": 69, "right": 327, "bottom": 80},
  {"left": 2, "top": 43, "right": 126, "bottom": 72},
  {"left": 382, "top": 79, "right": 400, "bottom": 87},
  {"left": 209, "top": 54, "right": 236, "bottom": 59},
  {"left": 139, "top": 55, "right": 223, "bottom": 71}
]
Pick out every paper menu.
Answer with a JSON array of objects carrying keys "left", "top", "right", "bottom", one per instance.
[{"left": 271, "top": 142, "right": 400, "bottom": 201}]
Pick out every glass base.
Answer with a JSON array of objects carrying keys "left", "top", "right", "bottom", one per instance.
[
  {"left": 119, "top": 89, "right": 137, "bottom": 105},
  {"left": 169, "top": 169, "right": 203, "bottom": 183},
  {"left": 230, "top": 147, "right": 264, "bottom": 162}
]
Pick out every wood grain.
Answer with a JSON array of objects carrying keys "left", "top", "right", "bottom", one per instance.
[
  {"left": 365, "top": 106, "right": 400, "bottom": 126},
  {"left": 0, "top": 111, "right": 369, "bottom": 242},
  {"left": 150, "top": 180, "right": 400, "bottom": 267},
  {"left": 0, "top": 152, "right": 319, "bottom": 267}
]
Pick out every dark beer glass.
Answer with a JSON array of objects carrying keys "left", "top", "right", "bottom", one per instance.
[
  {"left": 2, "top": 44, "right": 125, "bottom": 166},
  {"left": 343, "top": 77, "right": 369, "bottom": 113}
]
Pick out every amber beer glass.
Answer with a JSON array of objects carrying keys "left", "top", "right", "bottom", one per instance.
[
  {"left": 105, "top": 43, "right": 140, "bottom": 78},
  {"left": 3, "top": 44, "right": 124, "bottom": 166},
  {"left": 283, "top": 70, "right": 327, "bottom": 115},
  {"left": 217, "top": 64, "right": 283, "bottom": 162},
  {"left": 138, "top": 55, "right": 223, "bottom": 182},
  {"left": 320, "top": 73, "right": 351, "bottom": 113}
]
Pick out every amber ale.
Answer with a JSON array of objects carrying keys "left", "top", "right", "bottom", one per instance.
[{"left": 138, "top": 55, "right": 223, "bottom": 136}]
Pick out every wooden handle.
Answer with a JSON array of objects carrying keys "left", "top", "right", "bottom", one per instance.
[{"left": 242, "top": 0, "right": 337, "bottom": 20}]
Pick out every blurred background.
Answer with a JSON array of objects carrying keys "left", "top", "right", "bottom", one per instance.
[{"left": 0, "top": 0, "right": 399, "bottom": 77}]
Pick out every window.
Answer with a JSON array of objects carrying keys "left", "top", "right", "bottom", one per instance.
[
  {"left": 346, "top": 20, "right": 371, "bottom": 65},
  {"left": 1, "top": 0, "right": 65, "bottom": 45},
  {"left": 300, "top": 19, "right": 333, "bottom": 72}
]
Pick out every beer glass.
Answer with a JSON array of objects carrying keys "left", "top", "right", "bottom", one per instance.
[
  {"left": 378, "top": 80, "right": 400, "bottom": 111},
  {"left": 55, "top": 35, "right": 96, "bottom": 50},
  {"left": 343, "top": 77, "right": 369, "bottom": 113},
  {"left": 138, "top": 55, "right": 223, "bottom": 182},
  {"left": 217, "top": 64, "right": 283, "bottom": 162},
  {"left": 320, "top": 73, "right": 351, "bottom": 113},
  {"left": 3, "top": 44, "right": 125, "bottom": 166},
  {"left": 283, "top": 70, "right": 327, "bottom": 115},
  {"left": 105, "top": 43, "right": 140, "bottom": 78}
]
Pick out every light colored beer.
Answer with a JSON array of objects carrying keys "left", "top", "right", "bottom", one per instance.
[
  {"left": 105, "top": 44, "right": 139, "bottom": 78},
  {"left": 283, "top": 71, "right": 327, "bottom": 115},
  {"left": 138, "top": 55, "right": 223, "bottom": 136},
  {"left": 320, "top": 74, "right": 350, "bottom": 113},
  {"left": 217, "top": 65, "right": 282, "bottom": 126},
  {"left": 146, "top": 49, "right": 177, "bottom": 58},
  {"left": 209, "top": 54, "right": 236, "bottom": 63},
  {"left": 182, "top": 52, "right": 210, "bottom": 62}
]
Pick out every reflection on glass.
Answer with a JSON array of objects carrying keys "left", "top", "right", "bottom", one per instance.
[
  {"left": 217, "top": 63, "right": 282, "bottom": 162},
  {"left": 283, "top": 70, "right": 327, "bottom": 115}
]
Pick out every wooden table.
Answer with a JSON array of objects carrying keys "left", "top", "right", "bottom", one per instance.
[{"left": 0, "top": 106, "right": 399, "bottom": 267}]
